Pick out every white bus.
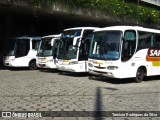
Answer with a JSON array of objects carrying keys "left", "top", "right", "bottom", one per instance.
[
  {"left": 4, "top": 36, "right": 41, "bottom": 70},
  {"left": 56, "top": 27, "right": 98, "bottom": 72},
  {"left": 88, "top": 26, "right": 160, "bottom": 82},
  {"left": 36, "top": 34, "right": 61, "bottom": 69}
]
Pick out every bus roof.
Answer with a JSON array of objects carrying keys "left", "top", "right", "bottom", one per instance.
[
  {"left": 64, "top": 27, "right": 99, "bottom": 31},
  {"left": 95, "top": 26, "right": 160, "bottom": 34},
  {"left": 13, "top": 36, "right": 41, "bottom": 40},
  {"left": 42, "top": 34, "right": 61, "bottom": 38}
]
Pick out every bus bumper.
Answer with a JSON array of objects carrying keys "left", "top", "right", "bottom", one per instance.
[
  {"left": 37, "top": 62, "right": 57, "bottom": 69},
  {"left": 88, "top": 68, "right": 120, "bottom": 78},
  {"left": 56, "top": 64, "right": 87, "bottom": 72}
]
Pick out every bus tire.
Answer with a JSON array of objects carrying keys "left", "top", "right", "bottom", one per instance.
[
  {"left": 134, "top": 67, "right": 145, "bottom": 83},
  {"left": 29, "top": 60, "right": 37, "bottom": 70}
]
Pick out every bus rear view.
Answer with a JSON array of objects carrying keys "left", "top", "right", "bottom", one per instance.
[{"left": 4, "top": 36, "right": 41, "bottom": 70}]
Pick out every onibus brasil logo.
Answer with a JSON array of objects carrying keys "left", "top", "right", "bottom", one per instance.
[{"left": 146, "top": 48, "right": 160, "bottom": 66}]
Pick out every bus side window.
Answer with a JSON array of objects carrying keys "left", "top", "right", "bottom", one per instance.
[
  {"left": 79, "top": 30, "right": 93, "bottom": 61},
  {"left": 83, "top": 30, "right": 94, "bottom": 39},
  {"left": 137, "top": 32, "right": 153, "bottom": 50},
  {"left": 15, "top": 40, "right": 30, "bottom": 58},
  {"left": 32, "top": 40, "right": 40, "bottom": 50},
  {"left": 79, "top": 39, "right": 90, "bottom": 61},
  {"left": 52, "top": 39, "right": 59, "bottom": 58},
  {"left": 154, "top": 34, "right": 160, "bottom": 49},
  {"left": 122, "top": 30, "right": 136, "bottom": 61}
]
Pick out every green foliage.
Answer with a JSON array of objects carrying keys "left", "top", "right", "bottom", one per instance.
[{"left": 27, "top": 0, "right": 160, "bottom": 25}]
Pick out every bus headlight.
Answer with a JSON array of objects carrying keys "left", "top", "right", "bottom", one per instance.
[
  {"left": 69, "top": 61, "right": 78, "bottom": 65},
  {"left": 88, "top": 63, "right": 93, "bottom": 67},
  {"left": 107, "top": 66, "right": 118, "bottom": 70}
]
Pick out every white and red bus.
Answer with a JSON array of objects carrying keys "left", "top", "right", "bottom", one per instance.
[{"left": 88, "top": 26, "right": 160, "bottom": 82}]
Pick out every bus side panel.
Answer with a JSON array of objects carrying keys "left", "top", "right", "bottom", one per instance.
[
  {"left": 120, "top": 49, "right": 150, "bottom": 78},
  {"left": 135, "top": 49, "right": 159, "bottom": 76},
  {"left": 120, "top": 49, "right": 160, "bottom": 78},
  {"left": 27, "top": 50, "right": 37, "bottom": 58},
  {"left": 120, "top": 59, "right": 137, "bottom": 78},
  {"left": 4, "top": 56, "right": 31, "bottom": 67}
]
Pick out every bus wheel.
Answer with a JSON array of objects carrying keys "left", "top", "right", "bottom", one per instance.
[
  {"left": 134, "top": 68, "right": 145, "bottom": 83},
  {"left": 29, "top": 60, "right": 37, "bottom": 70}
]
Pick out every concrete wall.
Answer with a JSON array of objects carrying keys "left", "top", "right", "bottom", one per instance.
[
  {"left": 0, "top": 0, "right": 114, "bottom": 58},
  {"left": 0, "top": 0, "right": 114, "bottom": 24}
]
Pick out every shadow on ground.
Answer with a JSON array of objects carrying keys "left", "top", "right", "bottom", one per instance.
[
  {"left": 145, "top": 75, "right": 160, "bottom": 81},
  {"left": 88, "top": 75, "right": 134, "bottom": 84},
  {"left": 38, "top": 69, "right": 58, "bottom": 73},
  {"left": 94, "top": 87, "right": 104, "bottom": 120},
  {"left": 58, "top": 71, "right": 90, "bottom": 77},
  {"left": 0, "top": 66, "right": 7, "bottom": 70},
  {"left": 2, "top": 67, "right": 39, "bottom": 71},
  {"left": 89, "top": 75, "right": 160, "bottom": 84}
]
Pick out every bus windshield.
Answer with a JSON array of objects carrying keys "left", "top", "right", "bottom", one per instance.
[
  {"left": 57, "top": 38, "right": 79, "bottom": 60},
  {"left": 57, "top": 29, "right": 81, "bottom": 60},
  {"left": 89, "top": 31, "right": 122, "bottom": 60},
  {"left": 37, "top": 38, "right": 53, "bottom": 57},
  {"left": 61, "top": 29, "right": 81, "bottom": 38},
  {"left": 7, "top": 39, "right": 30, "bottom": 57}
]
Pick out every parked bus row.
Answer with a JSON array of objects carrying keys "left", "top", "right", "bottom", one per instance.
[{"left": 3, "top": 26, "right": 160, "bottom": 83}]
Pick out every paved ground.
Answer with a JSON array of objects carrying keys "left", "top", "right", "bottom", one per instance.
[{"left": 0, "top": 68, "right": 160, "bottom": 120}]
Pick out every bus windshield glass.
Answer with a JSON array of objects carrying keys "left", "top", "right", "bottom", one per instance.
[
  {"left": 89, "top": 31, "right": 122, "bottom": 60},
  {"left": 57, "top": 38, "right": 79, "bottom": 60},
  {"left": 61, "top": 29, "right": 81, "bottom": 38},
  {"left": 57, "top": 29, "right": 81, "bottom": 60},
  {"left": 37, "top": 37, "right": 53, "bottom": 57}
]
